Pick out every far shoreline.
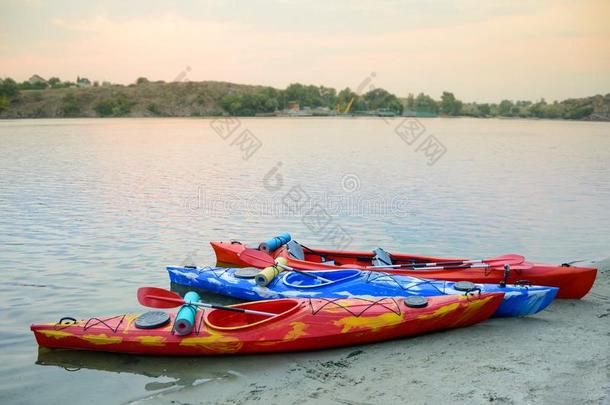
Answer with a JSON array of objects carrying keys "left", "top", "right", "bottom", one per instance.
[
  {"left": 1, "top": 115, "right": 609, "bottom": 123},
  {"left": 2, "top": 79, "right": 608, "bottom": 122}
]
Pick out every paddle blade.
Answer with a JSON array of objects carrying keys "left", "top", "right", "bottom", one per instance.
[
  {"left": 238, "top": 248, "right": 276, "bottom": 268},
  {"left": 137, "top": 287, "right": 184, "bottom": 308},
  {"left": 484, "top": 254, "right": 525, "bottom": 267}
]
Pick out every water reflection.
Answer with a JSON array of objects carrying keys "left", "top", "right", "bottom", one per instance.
[
  {"left": 35, "top": 345, "right": 303, "bottom": 397},
  {"left": 35, "top": 348, "right": 242, "bottom": 392}
]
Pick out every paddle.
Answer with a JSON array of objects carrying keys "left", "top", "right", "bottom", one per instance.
[
  {"left": 366, "top": 254, "right": 525, "bottom": 270},
  {"left": 238, "top": 248, "right": 332, "bottom": 282},
  {"left": 389, "top": 262, "right": 533, "bottom": 273},
  {"left": 137, "top": 287, "right": 276, "bottom": 317}
]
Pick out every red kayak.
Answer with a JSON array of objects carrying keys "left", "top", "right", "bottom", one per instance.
[
  {"left": 31, "top": 294, "right": 502, "bottom": 355},
  {"left": 211, "top": 241, "right": 597, "bottom": 299}
]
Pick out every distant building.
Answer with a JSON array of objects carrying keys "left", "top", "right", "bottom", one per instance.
[
  {"left": 311, "top": 106, "right": 335, "bottom": 116},
  {"left": 28, "top": 74, "right": 47, "bottom": 85},
  {"left": 76, "top": 76, "right": 92, "bottom": 88},
  {"left": 286, "top": 101, "right": 299, "bottom": 111}
]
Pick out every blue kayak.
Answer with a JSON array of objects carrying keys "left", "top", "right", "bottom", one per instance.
[{"left": 167, "top": 266, "right": 558, "bottom": 317}]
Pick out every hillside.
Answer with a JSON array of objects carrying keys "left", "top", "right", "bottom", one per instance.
[
  {"left": 0, "top": 78, "right": 609, "bottom": 120},
  {"left": 0, "top": 81, "right": 262, "bottom": 118}
]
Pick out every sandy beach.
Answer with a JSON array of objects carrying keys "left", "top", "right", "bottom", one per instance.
[{"left": 123, "top": 258, "right": 610, "bottom": 405}]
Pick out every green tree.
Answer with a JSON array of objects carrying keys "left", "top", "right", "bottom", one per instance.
[
  {"left": 414, "top": 93, "right": 438, "bottom": 113},
  {"left": 563, "top": 103, "right": 594, "bottom": 119},
  {"left": 528, "top": 99, "right": 547, "bottom": 118},
  {"left": 498, "top": 100, "right": 514, "bottom": 116},
  {"left": 0, "top": 95, "right": 9, "bottom": 112},
  {"left": 405, "top": 93, "right": 415, "bottom": 110},
  {"left": 283, "top": 83, "right": 325, "bottom": 107},
  {"left": 136, "top": 77, "right": 149, "bottom": 85},
  {"left": 95, "top": 100, "right": 115, "bottom": 116},
  {"left": 362, "top": 88, "right": 404, "bottom": 114},
  {"left": 257, "top": 87, "right": 281, "bottom": 111},
  {"left": 335, "top": 87, "right": 358, "bottom": 111},
  {"left": 220, "top": 87, "right": 281, "bottom": 116},
  {"left": 461, "top": 102, "right": 479, "bottom": 117},
  {"left": 95, "top": 95, "right": 135, "bottom": 117},
  {"left": 516, "top": 100, "right": 531, "bottom": 108},
  {"left": 478, "top": 103, "right": 491, "bottom": 117},
  {"left": 147, "top": 103, "right": 161, "bottom": 116},
  {"left": 61, "top": 93, "right": 81, "bottom": 117},
  {"left": 27, "top": 76, "right": 49, "bottom": 90},
  {"left": 319, "top": 86, "right": 337, "bottom": 107},
  {"left": 451, "top": 97, "right": 463, "bottom": 115},
  {"left": 48, "top": 77, "right": 62, "bottom": 88},
  {"left": 440, "top": 91, "right": 463, "bottom": 116},
  {"left": 440, "top": 91, "right": 455, "bottom": 114},
  {"left": 0, "top": 78, "right": 20, "bottom": 98},
  {"left": 544, "top": 101, "right": 564, "bottom": 119}
]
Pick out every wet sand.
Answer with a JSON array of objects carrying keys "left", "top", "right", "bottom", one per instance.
[{"left": 126, "top": 258, "right": 610, "bottom": 405}]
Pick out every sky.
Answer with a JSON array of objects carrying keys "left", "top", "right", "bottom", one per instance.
[{"left": 1, "top": 0, "right": 609, "bottom": 102}]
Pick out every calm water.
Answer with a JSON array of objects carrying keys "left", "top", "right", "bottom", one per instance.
[{"left": 0, "top": 117, "right": 609, "bottom": 404}]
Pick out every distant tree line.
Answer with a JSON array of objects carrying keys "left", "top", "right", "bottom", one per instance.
[
  {"left": 1, "top": 75, "right": 608, "bottom": 120},
  {"left": 220, "top": 83, "right": 404, "bottom": 116},
  {"left": 3, "top": 76, "right": 93, "bottom": 91},
  {"left": 418, "top": 91, "right": 602, "bottom": 120},
  {"left": 220, "top": 85, "right": 606, "bottom": 120},
  {"left": 19, "top": 77, "right": 77, "bottom": 90}
]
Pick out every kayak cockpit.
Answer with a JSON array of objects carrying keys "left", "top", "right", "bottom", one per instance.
[
  {"left": 205, "top": 299, "right": 300, "bottom": 330},
  {"left": 278, "top": 242, "right": 460, "bottom": 267},
  {"left": 282, "top": 269, "right": 361, "bottom": 288}
]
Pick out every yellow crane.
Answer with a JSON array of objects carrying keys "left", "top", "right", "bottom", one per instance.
[
  {"left": 343, "top": 97, "right": 354, "bottom": 113},
  {"left": 335, "top": 97, "right": 355, "bottom": 114}
]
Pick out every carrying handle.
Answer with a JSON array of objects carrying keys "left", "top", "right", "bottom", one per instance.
[
  {"left": 58, "top": 317, "right": 77, "bottom": 325},
  {"left": 465, "top": 287, "right": 482, "bottom": 297}
]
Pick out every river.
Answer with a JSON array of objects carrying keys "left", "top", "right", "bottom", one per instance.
[{"left": 0, "top": 117, "right": 608, "bottom": 404}]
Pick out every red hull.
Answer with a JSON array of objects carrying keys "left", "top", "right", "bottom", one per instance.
[
  {"left": 31, "top": 295, "right": 502, "bottom": 356},
  {"left": 210, "top": 241, "right": 597, "bottom": 299},
  {"left": 211, "top": 241, "right": 256, "bottom": 267}
]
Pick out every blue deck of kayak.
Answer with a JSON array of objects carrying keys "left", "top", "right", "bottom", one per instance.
[{"left": 167, "top": 266, "right": 558, "bottom": 317}]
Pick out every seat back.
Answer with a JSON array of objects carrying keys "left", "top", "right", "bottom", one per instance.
[
  {"left": 286, "top": 240, "right": 305, "bottom": 260},
  {"left": 372, "top": 247, "right": 393, "bottom": 266}
]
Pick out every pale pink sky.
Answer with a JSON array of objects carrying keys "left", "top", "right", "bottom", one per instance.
[{"left": 1, "top": 0, "right": 609, "bottom": 101}]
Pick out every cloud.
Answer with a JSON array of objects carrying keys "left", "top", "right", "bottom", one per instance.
[{"left": 1, "top": 0, "right": 608, "bottom": 100}]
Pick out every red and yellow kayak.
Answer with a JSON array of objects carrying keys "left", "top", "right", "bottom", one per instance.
[
  {"left": 31, "top": 294, "right": 502, "bottom": 356},
  {"left": 210, "top": 241, "right": 597, "bottom": 299}
]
